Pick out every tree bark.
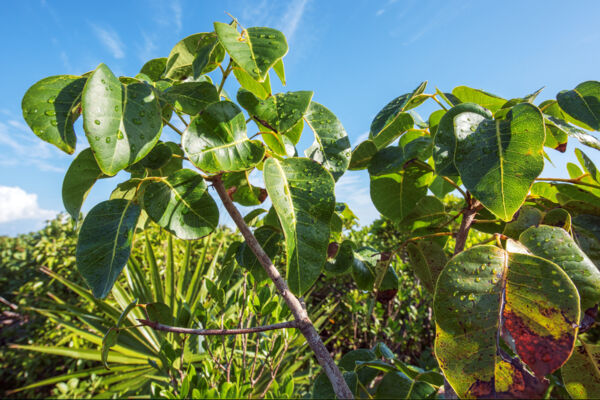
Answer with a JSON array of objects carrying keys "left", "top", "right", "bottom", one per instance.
[{"left": 212, "top": 176, "right": 353, "bottom": 399}]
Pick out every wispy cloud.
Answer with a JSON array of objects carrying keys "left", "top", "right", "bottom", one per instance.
[
  {"left": 0, "top": 117, "right": 65, "bottom": 173},
  {"left": 279, "top": 0, "right": 309, "bottom": 42},
  {"left": 91, "top": 24, "right": 125, "bottom": 59},
  {"left": 0, "top": 186, "right": 56, "bottom": 224},
  {"left": 172, "top": 0, "right": 183, "bottom": 33},
  {"left": 240, "top": 0, "right": 311, "bottom": 44},
  {"left": 137, "top": 31, "right": 159, "bottom": 63},
  {"left": 375, "top": 9, "right": 385, "bottom": 17}
]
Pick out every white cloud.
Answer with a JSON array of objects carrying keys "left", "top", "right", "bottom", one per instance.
[
  {"left": 375, "top": 9, "right": 385, "bottom": 16},
  {"left": 91, "top": 24, "right": 125, "bottom": 59},
  {"left": 355, "top": 131, "right": 370, "bottom": 143},
  {"left": 280, "top": 0, "right": 309, "bottom": 42},
  {"left": 0, "top": 186, "right": 56, "bottom": 223},
  {"left": 172, "top": 0, "right": 183, "bottom": 33},
  {"left": 335, "top": 172, "right": 379, "bottom": 225},
  {"left": 240, "top": 0, "right": 310, "bottom": 43}
]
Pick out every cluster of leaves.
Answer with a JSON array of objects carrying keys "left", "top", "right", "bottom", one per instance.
[{"left": 348, "top": 80, "right": 600, "bottom": 398}]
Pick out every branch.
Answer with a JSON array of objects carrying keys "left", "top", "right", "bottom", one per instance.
[
  {"left": 162, "top": 118, "right": 185, "bottom": 136},
  {"left": 535, "top": 177, "right": 600, "bottom": 190},
  {"left": 212, "top": 175, "right": 354, "bottom": 399},
  {"left": 138, "top": 319, "right": 297, "bottom": 335},
  {"left": 454, "top": 193, "right": 482, "bottom": 255}
]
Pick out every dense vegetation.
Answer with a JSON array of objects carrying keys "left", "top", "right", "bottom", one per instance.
[{"left": 6, "top": 15, "right": 600, "bottom": 399}]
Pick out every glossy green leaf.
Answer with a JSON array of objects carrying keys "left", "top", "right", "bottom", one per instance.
[
  {"left": 238, "top": 89, "right": 312, "bottom": 133},
  {"left": 562, "top": 341, "right": 600, "bottom": 399},
  {"left": 375, "top": 371, "right": 436, "bottom": 399},
  {"left": 433, "top": 103, "right": 492, "bottom": 177},
  {"left": 545, "top": 114, "right": 600, "bottom": 151},
  {"left": 273, "top": 58, "right": 286, "bottom": 85},
  {"left": 139, "top": 58, "right": 167, "bottom": 82},
  {"left": 139, "top": 142, "right": 173, "bottom": 170},
  {"left": 165, "top": 33, "right": 224, "bottom": 80},
  {"left": 182, "top": 101, "right": 265, "bottom": 173},
  {"left": 406, "top": 240, "right": 447, "bottom": 293},
  {"left": 435, "top": 246, "right": 578, "bottom": 398},
  {"left": 62, "top": 148, "right": 106, "bottom": 220},
  {"left": 236, "top": 226, "right": 282, "bottom": 282},
  {"left": 263, "top": 157, "right": 335, "bottom": 295},
  {"left": 142, "top": 169, "right": 219, "bottom": 240},
  {"left": 454, "top": 103, "right": 545, "bottom": 221},
  {"left": 541, "top": 208, "right": 572, "bottom": 231},
  {"left": 76, "top": 199, "right": 141, "bottom": 298},
  {"left": 520, "top": 225, "right": 600, "bottom": 315},
  {"left": 304, "top": 102, "right": 352, "bottom": 181},
  {"left": 351, "top": 247, "right": 378, "bottom": 290},
  {"left": 232, "top": 63, "right": 271, "bottom": 99},
  {"left": 324, "top": 240, "right": 355, "bottom": 275},
  {"left": 576, "top": 148, "right": 599, "bottom": 183},
  {"left": 368, "top": 136, "right": 432, "bottom": 177},
  {"left": 557, "top": 81, "right": 600, "bottom": 130},
  {"left": 22, "top": 75, "right": 86, "bottom": 154},
  {"left": 502, "top": 205, "right": 543, "bottom": 239},
  {"left": 370, "top": 82, "right": 426, "bottom": 148},
  {"left": 162, "top": 82, "right": 219, "bottom": 115},
  {"left": 82, "top": 63, "right": 163, "bottom": 176},
  {"left": 349, "top": 140, "right": 377, "bottom": 170},
  {"left": 214, "top": 23, "right": 288, "bottom": 82},
  {"left": 370, "top": 165, "right": 432, "bottom": 222},
  {"left": 451, "top": 86, "right": 506, "bottom": 113},
  {"left": 101, "top": 328, "right": 119, "bottom": 369}
]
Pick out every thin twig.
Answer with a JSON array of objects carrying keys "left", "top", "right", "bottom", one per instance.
[
  {"left": 138, "top": 319, "right": 297, "bottom": 335},
  {"left": 217, "top": 59, "right": 233, "bottom": 97},
  {"left": 430, "top": 94, "right": 448, "bottom": 111},
  {"left": 535, "top": 177, "right": 600, "bottom": 190},
  {"left": 441, "top": 176, "right": 468, "bottom": 200},
  {"left": 162, "top": 118, "right": 185, "bottom": 136}
]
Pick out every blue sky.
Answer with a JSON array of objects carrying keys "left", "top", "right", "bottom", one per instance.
[{"left": 1, "top": 0, "right": 599, "bottom": 235}]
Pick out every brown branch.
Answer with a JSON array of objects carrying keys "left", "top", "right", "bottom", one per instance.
[
  {"left": 212, "top": 175, "right": 354, "bottom": 399},
  {"left": 454, "top": 193, "right": 482, "bottom": 255},
  {"left": 138, "top": 319, "right": 297, "bottom": 335}
]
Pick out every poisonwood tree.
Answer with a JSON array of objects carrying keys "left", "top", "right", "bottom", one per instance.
[{"left": 21, "top": 15, "right": 600, "bottom": 399}]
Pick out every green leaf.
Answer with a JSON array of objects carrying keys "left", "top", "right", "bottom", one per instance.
[
  {"left": 140, "top": 142, "right": 173, "bottom": 170},
  {"left": 451, "top": 86, "right": 506, "bottom": 113},
  {"left": 428, "top": 175, "right": 457, "bottom": 199},
  {"left": 82, "top": 63, "right": 163, "bottom": 176},
  {"left": 370, "top": 165, "right": 432, "bottom": 222},
  {"left": 576, "top": 148, "right": 599, "bottom": 183},
  {"left": 222, "top": 171, "right": 267, "bottom": 206},
  {"left": 76, "top": 199, "right": 141, "bottom": 298},
  {"left": 368, "top": 136, "right": 431, "bottom": 177},
  {"left": 62, "top": 148, "right": 106, "bottom": 220},
  {"left": 544, "top": 114, "right": 600, "bottom": 151},
  {"left": 145, "top": 302, "right": 173, "bottom": 325},
  {"left": 406, "top": 240, "right": 447, "bottom": 293},
  {"left": 502, "top": 205, "right": 543, "bottom": 239},
  {"left": 304, "top": 102, "right": 352, "bottom": 181},
  {"left": 454, "top": 103, "right": 545, "bottom": 221},
  {"left": 375, "top": 371, "right": 436, "bottom": 399},
  {"left": 117, "top": 298, "right": 138, "bottom": 328},
  {"left": 351, "top": 247, "right": 379, "bottom": 290},
  {"left": 340, "top": 349, "right": 377, "bottom": 385},
  {"left": 313, "top": 371, "right": 358, "bottom": 399},
  {"left": 162, "top": 82, "right": 219, "bottom": 115},
  {"left": 232, "top": 64, "right": 272, "bottom": 99},
  {"left": 433, "top": 103, "right": 492, "bottom": 177},
  {"left": 520, "top": 225, "right": 600, "bottom": 315},
  {"left": 370, "top": 82, "right": 427, "bottom": 148},
  {"left": 142, "top": 169, "right": 219, "bottom": 240},
  {"left": 182, "top": 101, "right": 265, "bottom": 173},
  {"left": 349, "top": 140, "right": 377, "bottom": 170},
  {"left": 22, "top": 75, "right": 86, "bottom": 154},
  {"left": 101, "top": 328, "right": 119, "bottom": 369},
  {"left": 400, "top": 196, "right": 448, "bottom": 230},
  {"left": 165, "top": 33, "right": 224, "bottom": 80},
  {"left": 557, "top": 81, "right": 600, "bottom": 130},
  {"left": 238, "top": 89, "right": 312, "bottom": 133},
  {"left": 273, "top": 58, "right": 286, "bottom": 85},
  {"left": 264, "top": 157, "right": 335, "bottom": 295},
  {"left": 140, "top": 58, "right": 167, "bottom": 82},
  {"left": 324, "top": 240, "right": 355, "bottom": 276},
  {"left": 562, "top": 341, "right": 600, "bottom": 399},
  {"left": 435, "top": 246, "right": 578, "bottom": 398},
  {"left": 236, "top": 226, "right": 282, "bottom": 282},
  {"left": 573, "top": 214, "right": 600, "bottom": 267},
  {"left": 214, "top": 23, "right": 288, "bottom": 82}
]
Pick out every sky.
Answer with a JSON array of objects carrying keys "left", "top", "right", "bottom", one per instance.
[{"left": 1, "top": 0, "right": 600, "bottom": 235}]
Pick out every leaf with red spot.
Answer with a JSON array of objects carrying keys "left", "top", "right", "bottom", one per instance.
[
  {"left": 562, "top": 340, "right": 600, "bottom": 399},
  {"left": 434, "top": 245, "right": 580, "bottom": 398}
]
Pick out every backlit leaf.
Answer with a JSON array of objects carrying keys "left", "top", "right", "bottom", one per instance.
[
  {"left": 562, "top": 341, "right": 600, "bottom": 399},
  {"left": 349, "top": 140, "right": 377, "bottom": 170},
  {"left": 139, "top": 58, "right": 167, "bottom": 82},
  {"left": 407, "top": 240, "right": 447, "bottom": 293},
  {"left": 451, "top": 86, "right": 506, "bottom": 113},
  {"left": 454, "top": 103, "right": 545, "bottom": 221},
  {"left": 264, "top": 157, "right": 335, "bottom": 295},
  {"left": 101, "top": 328, "right": 119, "bottom": 369},
  {"left": 165, "top": 33, "right": 224, "bottom": 80}
]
